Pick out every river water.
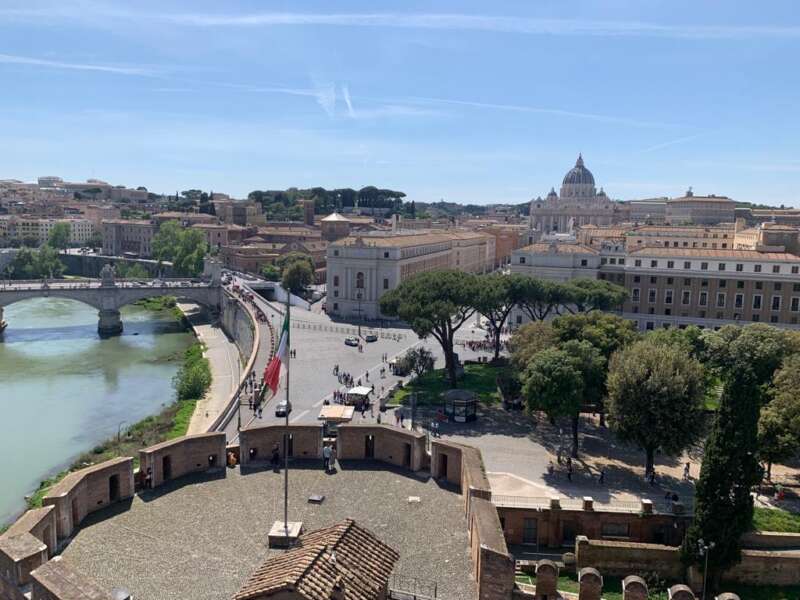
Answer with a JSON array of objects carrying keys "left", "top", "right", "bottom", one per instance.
[{"left": 0, "top": 297, "right": 194, "bottom": 525}]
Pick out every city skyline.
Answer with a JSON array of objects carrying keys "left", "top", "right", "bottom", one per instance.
[{"left": 1, "top": 1, "right": 799, "bottom": 206}]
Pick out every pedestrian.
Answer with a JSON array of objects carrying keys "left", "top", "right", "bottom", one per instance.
[
  {"left": 567, "top": 463, "right": 573, "bottom": 482},
  {"left": 683, "top": 462, "right": 691, "bottom": 480},
  {"left": 323, "top": 444, "right": 332, "bottom": 472},
  {"left": 377, "top": 412, "right": 382, "bottom": 424},
  {"left": 566, "top": 456, "right": 572, "bottom": 470},
  {"left": 400, "top": 412, "right": 405, "bottom": 428},
  {"left": 648, "top": 470, "right": 656, "bottom": 485},
  {"left": 271, "top": 443, "right": 280, "bottom": 469},
  {"left": 598, "top": 468, "right": 605, "bottom": 485},
  {"left": 556, "top": 448, "right": 562, "bottom": 465},
  {"left": 258, "top": 407, "right": 263, "bottom": 419},
  {"left": 395, "top": 411, "right": 400, "bottom": 426}
]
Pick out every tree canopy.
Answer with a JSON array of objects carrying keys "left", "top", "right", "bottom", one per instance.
[
  {"left": 152, "top": 221, "right": 208, "bottom": 276},
  {"left": 607, "top": 338, "right": 707, "bottom": 474},
  {"left": 380, "top": 270, "right": 478, "bottom": 387},
  {"left": 474, "top": 273, "right": 528, "bottom": 360},
  {"left": 47, "top": 222, "right": 71, "bottom": 252},
  {"left": 2, "top": 245, "right": 65, "bottom": 279},
  {"left": 282, "top": 261, "right": 313, "bottom": 295}
]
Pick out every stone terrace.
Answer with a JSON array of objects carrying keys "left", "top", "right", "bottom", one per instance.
[{"left": 60, "top": 461, "right": 477, "bottom": 600}]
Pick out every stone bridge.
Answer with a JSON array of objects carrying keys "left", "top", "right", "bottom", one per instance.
[{"left": 0, "top": 270, "right": 222, "bottom": 336}]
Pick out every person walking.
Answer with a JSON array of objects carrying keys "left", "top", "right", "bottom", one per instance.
[
  {"left": 683, "top": 462, "right": 691, "bottom": 480},
  {"left": 598, "top": 468, "right": 605, "bottom": 485},
  {"left": 323, "top": 444, "right": 332, "bottom": 472},
  {"left": 567, "top": 463, "right": 573, "bottom": 482}
]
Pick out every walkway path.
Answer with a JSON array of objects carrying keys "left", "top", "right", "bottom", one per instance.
[{"left": 179, "top": 303, "right": 243, "bottom": 434}]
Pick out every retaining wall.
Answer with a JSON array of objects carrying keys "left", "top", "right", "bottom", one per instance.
[
  {"left": 575, "top": 536, "right": 685, "bottom": 580},
  {"left": 139, "top": 432, "right": 226, "bottom": 489},
  {"left": 469, "top": 497, "right": 515, "bottom": 600},
  {"left": 41, "top": 457, "right": 134, "bottom": 540},
  {"left": 740, "top": 530, "right": 800, "bottom": 550}
]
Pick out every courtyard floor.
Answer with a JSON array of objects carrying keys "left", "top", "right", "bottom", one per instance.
[{"left": 60, "top": 461, "right": 478, "bottom": 600}]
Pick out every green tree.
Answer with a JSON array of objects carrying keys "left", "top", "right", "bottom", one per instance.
[
  {"left": 152, "top": 221, "right": 208, "bottom": 276},
  {"left": 607, "top": 339, "right": 707, "bottom": 475},
  {"left": 474, "top": 273, "right": 527, "bottom": 360},
  {"left": 517, "top": 277, "right": 562, "bottom": 322},
  {"left": 404, "top": 347, "right": 436, "bottom": 377},
  {"left": 276, "top": 251, "right": 314, "bottom": 272},
  {"left": 683, "top": 325, "right": 786, "bottom": 587},
  {"left": 282, "top": 261, "right": 313, "bottom": 295},
  {"left": 758, "top": 354, "right": 800, "bottom": 479},
  {"left": 47, "top": 222, "right": 71, "bottom": 252},
  {"left": 380, "top": 270, "right": 478, "bottom": 387},
  {"left": 521, "top": 347, "right": 585, "bottom": 456},
  {"left": 261, "top": 264, "right": 281, "bottom": 281},
  {"left": 551, "top": 312, "right": 638, "bottom": 362},
  {"left": 562, "top": 278, "right": 628, "bottom": 313},
  {"left": 115, "top": 262, "right": 149, "bottom": 279},
  {"left": 509, "top": 321, "right": 558, "bottom": 372},
  {"left": 35, "top": 245, "right": 65, "bottom": 278}
]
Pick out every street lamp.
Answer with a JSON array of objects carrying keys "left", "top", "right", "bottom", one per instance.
[
  {"left": 356, "top": 291, "right": 363, "bottom": 338},
  {"left": 698, "top": 538, "right": 715, "bottom": 600},
  {"left": 117, "top": 421, "right": 127, "bottom": 444}
]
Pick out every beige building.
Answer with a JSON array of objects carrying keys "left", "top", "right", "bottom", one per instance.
[
  {"left": 0, "top": 216, "right": 93, "bottom": 245},
  {"left": 509, "top": 234, "right": 800, "bottom": 330},
  {"left": 625, "top": 224, "right": 736, "bottom": 250},
  {"left": 529, "top": 155, "right": 627, "bottom": 232},
  {"left": 153, "top": 211, "right": 218, "bottom": 228},
  {"left": 215, "top": 200, "right": 266, "bottom": 226},
  {"left": 665, "top": 191, "right": 736, "bottom": 225},
  {"left": 326, "top": 231, "right": 494, "bottom": 319},
  {"left": 101, "top": 219, "right": 155, "bottom": 257}
]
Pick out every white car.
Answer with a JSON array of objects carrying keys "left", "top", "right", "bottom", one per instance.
[
  {"left": 344, "top": 337, "right": 359, "bottom": 347},
  {"left": 275, "top": 400, "right": 292, "bottom": 417}
]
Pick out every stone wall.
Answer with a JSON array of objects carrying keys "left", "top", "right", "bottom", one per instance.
[
  {"left": 469, "top": 497, "right": 515, "bottom": 600},
  {"left": 239, "top": 425, "right": 323, "bottom": 465},
  {"left": 499, "top": 503, "right": 688, "bottom": 548},
  {"left": 0, "top": 532, "right": 47, "bottom": 585},
  {"left": 430, "top": 440, "right": 463, "bottom": 486},
  {"left": 139, "top": 432, "right": 227, "bottom": 489},
  {"left": 42, "top": 457, "right": 134, "bottom": 540},
  {"left": 722, "top": 549, "right": 800, "bottom": 586},
  {"left": 336, "top": 425, "right": 426, "bottom": 471},
  {"left": 575, "top": 536, "right": 685, "bottom": 580},
  {"left": 2, "top": 506, "right": 57, "bottom": 557},
  {"left": 31, "top": 556, "right": 113, "bottom": 600},
  {"left": 220, "top": 293, "right": 255, "bottom": 365},
  {"left": 60, "top": 253, "right": 174, "bottom": 278},
  {"left": 740, "top": 530, "right": 800, "bottom": 550},
  {"left": 0, "top": 574, "right": 27, "bottom": 600}
]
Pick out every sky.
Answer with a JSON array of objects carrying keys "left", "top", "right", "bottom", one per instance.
[{"left": 0, "top": 1, "right": 799, "bottom": 207}]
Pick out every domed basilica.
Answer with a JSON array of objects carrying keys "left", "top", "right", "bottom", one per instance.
[{"left": 529, "top": 154, "right": 623, "bottom": 232}]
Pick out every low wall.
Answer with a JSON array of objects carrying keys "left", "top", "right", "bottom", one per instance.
[
  {"left": 336, "top": 424, "right": 426, "bottom": 471},
  {"left": 2, "top": 506, "right": 57, "bottom": 557},
  {"left": 139, "top": 433, "right": 226, "bottom": 489},
  {"left": 239, "top": 425, "right": 323, "bottom": 465},
  {"left": 741, "top": 530, "right": 800, "bottom": 550},
  {"left": 722, "top": 549, "right": 800, "bottom": 586},
  {"left": 430, "top": 440, "right": 491, "bottom": 521},
  {"left": 31, "top": 556, "right": 113, "bottom": 600},
  {"left": 499, "top": 504, "right": 688, "bottom": 548},
  {"left": 469, "top": 497, "right": 515, "bottom": 600},
  {"left": 42, "top": 457, "right": 134, "bottom": 540},
  {"left": 431, "top": 440, "right": 464, "bottom": 486},
  {"left": 0, "top": 532, "right": 48, "bottom": 586},
  {"left": 575, "top": 536, "right": 685, "bottom": 580},
  {"left": 61, "top": 254, "right": 174, "bottom": 278}
]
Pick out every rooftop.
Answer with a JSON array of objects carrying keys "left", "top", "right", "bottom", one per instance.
[
  {"left": 60, "top": 463, "right": 477, "bottom": 600},
  {"left": 628, "top": 246, "right": 800, "bottom": 261},
  {"left": 234, "top": 519, "right": 399, "bottom": 600},
  {"left": 518, "top": 242, "right": 599, "bottom": 255}
]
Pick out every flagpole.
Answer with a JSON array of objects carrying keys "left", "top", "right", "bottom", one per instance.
[{"left": 283, "top": 295, "right": 290, "bottom": 534}]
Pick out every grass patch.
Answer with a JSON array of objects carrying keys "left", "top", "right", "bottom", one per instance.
[
  {"left": 393, "top": 363, "right": 503, "bottom": 406},
  {"left": 752, "top": 506, "right": 800, "bottom": 533},
  {"left": 134, "top": 295, "right": 183, "bottom": 321},
  {"left": 703, "top": 376, "right": 723, "bottom": 411},
  {"left": 724, "top": 584, "right": 800, "bottom": 600},
  {"left": 20, "top": 341, "right": 210, "bottom": 515}
]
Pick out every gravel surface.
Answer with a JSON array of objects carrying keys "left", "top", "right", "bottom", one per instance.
[{"left": 61, "top": 462, "right": 477, "bottom": 600}]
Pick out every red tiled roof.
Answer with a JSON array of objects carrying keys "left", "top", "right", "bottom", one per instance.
[{"left": 233, "top": 519, "right": 399, "bottom": 600}]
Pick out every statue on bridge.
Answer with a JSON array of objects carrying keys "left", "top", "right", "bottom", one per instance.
[{"left": 99, "top": 263, "right": 116, "bottom": 287}]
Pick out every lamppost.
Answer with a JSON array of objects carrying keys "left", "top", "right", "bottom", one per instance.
[
  {"left": 117, "top": 421, "right": 127, "bottom": 444},
  {"left": 698, "top": 539, "right": 715, "bottom": 600},
  {"left": 356, "top": 291, "right": 363, "bottom": 338}
]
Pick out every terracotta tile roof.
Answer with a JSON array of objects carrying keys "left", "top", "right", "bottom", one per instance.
[
  {"left": 628, "top": 246, "right": 800, "bottom": 261},
  {"left": 233, "top": 519, "right": 399, "bottom": 600},
  {"left": 333, "top": 232, "right": 455, "bottom": 248},
  {"left": 518, "top": 242, "right": 599, "bottom": 255}
]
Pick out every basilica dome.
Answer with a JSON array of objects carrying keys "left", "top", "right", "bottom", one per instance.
[{"left": 562, "top": 154, "right": 595, "bottom": 186}]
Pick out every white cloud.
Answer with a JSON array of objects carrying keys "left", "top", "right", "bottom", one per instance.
[
  {"left": 151, "top": 12, "right": 800, "bottom": 40},
  {"left": 342, "top": 84, "right": 355, "bottom": 118},
  {"left": 311, "top": 81, "right": 336, "bottom": 117},
  {"left": 640, "top": 133, "right": 708, "bottom": 154},
  {"left": 0, "top": 53, "right": 156, "bottom": 76}
]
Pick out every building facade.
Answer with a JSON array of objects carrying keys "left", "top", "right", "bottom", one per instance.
[
  {"left": 665, "top": 191, "right": 736, "bottom": 225},
  {"left": 326, "top": 231, "right": 494, "bottom": 319},
  {"left": 529, "top": 155, "right": 626, "bottom": 232},
  {"left": 101, "top": 220, "right": 155, "bottom": 257}
]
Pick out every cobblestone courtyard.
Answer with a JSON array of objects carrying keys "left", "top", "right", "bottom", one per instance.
[{"left": 61, "top": 462, "right": 477, "bottom": 600}]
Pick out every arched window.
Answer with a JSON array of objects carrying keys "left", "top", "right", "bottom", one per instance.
[
  {"left": 356, "top": 272, "right": 365, "bottom": 289},
  {"left": 333, "top": 275, "right": 339, "bottom": 287}
]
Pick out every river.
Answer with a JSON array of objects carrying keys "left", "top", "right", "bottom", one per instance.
[{"left": 0, "top": 297, "right": 194, "bottom": 525}]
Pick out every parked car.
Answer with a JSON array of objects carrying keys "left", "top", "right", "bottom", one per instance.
[
  {"left": 344, "top": 337, "right": 359, "bottom": 347},
  {"left": 275, "top": 400, "right": 292, "bottom": 417},
  {"left": 364, "top": 334, "right": 378, "bottom": 343}
]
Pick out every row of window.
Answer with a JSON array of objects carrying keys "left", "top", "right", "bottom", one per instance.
[
  {"left": 633, "top": 258, "right": 799, "bottom": 274},
  {"left": 641, "top": 313, "right": 795, "bottom": 326},
  {"left": 631, "top": 276, "right": 800, "bottom": 292},
  {"left": 332, "top": 273, "right": 390, "bottom": 291},
  {"left": 631, "top": 288, "right": 799, "bottom": 311}
]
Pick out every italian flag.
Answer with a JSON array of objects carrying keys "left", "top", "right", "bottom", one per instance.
[{"left": 264, "top": 312, "right": 289, "bottom": 394}]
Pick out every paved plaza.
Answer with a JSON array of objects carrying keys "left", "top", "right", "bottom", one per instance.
[{"left": 60, "top": 462, "right": 478, "bottom": 600}]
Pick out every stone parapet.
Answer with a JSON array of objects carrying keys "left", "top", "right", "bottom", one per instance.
[
  {"left": 337, "top": 424, "right": 426, "bottom": 471},
  {"left": 239, "top": 425, "right": 323, "bottom": 465},
  {"left": 139, "top": 432, "right": 227, "bottom": 489},
  {"left": 42, "top": 457, "right": 134, "bottom": 540}
]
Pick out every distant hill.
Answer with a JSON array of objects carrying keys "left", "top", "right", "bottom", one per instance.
[{"left": 248, "top": 186, "right": 406, "bottom": 220}]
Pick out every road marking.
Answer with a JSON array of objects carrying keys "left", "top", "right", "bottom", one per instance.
[{"left": 290, "top": 409, "right": 310, "bottom": 423}]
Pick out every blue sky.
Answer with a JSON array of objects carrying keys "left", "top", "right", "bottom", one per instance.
[{"left": 1, "top": 1, "right": 799, "bottom": 206}]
